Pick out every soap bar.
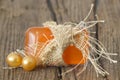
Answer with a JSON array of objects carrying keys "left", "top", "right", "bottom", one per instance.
[
  {"left": 24, "top": 27, "right": 53, "bottom": 57},
  {"left": 24, "top": 27, "right": 88, "bottom": 65}
]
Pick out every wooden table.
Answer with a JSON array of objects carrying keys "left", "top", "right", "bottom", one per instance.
[{"left": 0, "top": 0, "right": 120, "bottom": 80}]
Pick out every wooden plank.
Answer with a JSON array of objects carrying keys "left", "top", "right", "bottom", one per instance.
[
  {"left": 0, "top": 0, "right": 59, "bottom": 80},
  {"left": 96, "top": 0, "right": 120, "bottom": 80}
]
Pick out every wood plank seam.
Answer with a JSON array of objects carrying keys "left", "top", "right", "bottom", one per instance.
[
  {"left": 46, "top": 0, "right": 62, "bottom": 80},
  {"left": 46, "top": 0, "right": 57, "bottom": 21},
  {"left": 93, "top": 0, "right": 109, "bottom": 80}
]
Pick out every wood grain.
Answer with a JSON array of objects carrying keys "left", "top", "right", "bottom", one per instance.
[
  {"left": 0, "top": 0, "right": 59, "bottom": 80},
  {"left": 0, "top": 0, "right": 119, "bottom": 80},
  {"left": 96, "top": 0, "right": 120, "bottom": 80}
]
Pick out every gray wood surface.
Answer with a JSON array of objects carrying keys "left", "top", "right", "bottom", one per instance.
[
  {"left": 96, "top": 0, "right": 120, "bottom": 80},
  {"left": 0, "top": 0, "right": 119, "bottom": 80}
]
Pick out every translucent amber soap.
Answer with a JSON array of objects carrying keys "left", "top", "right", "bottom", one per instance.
[
  {"left": 25, "top": 27, "right": 53, "bottom": 56},
  {"left": 25, "top": 27, "right": 87, "bottom": 65},
  {"left": 62, "top": 45, "right": 87, "bottom": 65}
]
